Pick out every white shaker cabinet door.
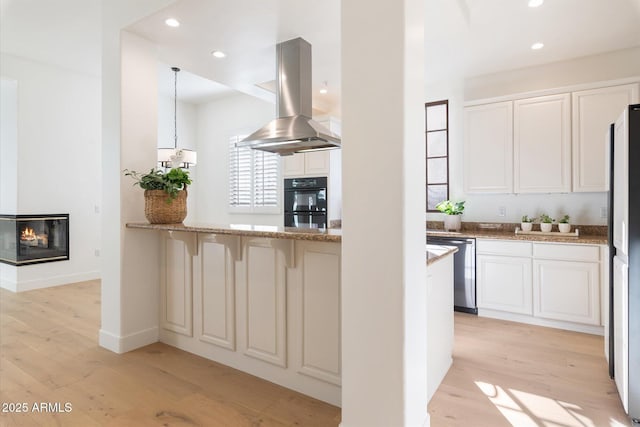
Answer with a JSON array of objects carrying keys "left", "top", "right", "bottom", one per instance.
[
  {"left": 572, "top": 83, "right": 639, "bottom": 192},
  {"left": 293, "top": 241, "right": 342, "bottom": 386},
  {"left": 283, "top": 151, "right": 330, "bottom": 177},
  {"left": 533, "top": 259, "right": 600, "bottom": 325},
  {"left": 514, "top": 93, "right": 571, "bottom": 193},
  {"left": 477, "top": 254, "right": 532, "bottom": 314},
  {"left": 283, "top": 153, "right": 305, "bottom": 177},
  {"left": 303, "top": 151, "right": 330, "bottom": 176},
  {"left": 161, "top": 232, "right": 195, "bottom": 337},
  {"left": 463, "top": 101, "right": 513, "bottom": 193}
]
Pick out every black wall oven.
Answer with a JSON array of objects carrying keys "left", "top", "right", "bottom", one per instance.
[{"left": 284, "top": 177, "right": 327, "bottom": 229}]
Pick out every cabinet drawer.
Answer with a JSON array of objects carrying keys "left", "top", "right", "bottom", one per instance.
[
  {"left": 477, "top": 239, "right": 532, "bottom": 257},
  {"left": 533, "top": 243, "right": 600, "bottom": 262}
]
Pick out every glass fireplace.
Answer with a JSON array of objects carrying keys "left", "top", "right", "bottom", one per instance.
[{"left": 0, "top": 214, "right": 69, "bottom": 266}]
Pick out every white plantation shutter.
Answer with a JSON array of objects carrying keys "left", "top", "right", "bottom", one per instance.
[{"left": 229, "top": 135, "right": 279, "bottom": 211}]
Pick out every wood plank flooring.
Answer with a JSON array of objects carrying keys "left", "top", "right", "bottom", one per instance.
[
  {"left": 0, "top": 281, "right": 630, "bottom": 426},
  {"left": 429, "top": 313, "right": 630, "bottom": 426}
]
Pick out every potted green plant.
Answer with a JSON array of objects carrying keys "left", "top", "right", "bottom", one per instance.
[
  {"left": 435, "top": 200, "right": 465, "bottom": 231},
  {"left": 521, "top": 215, "right": 536, "bottom": 232},
  {"left": 558, "top": 214, "right": 571, "bottom": 233},
  {"left": 124, "top": 168, "right": 192, "bottom": 224},
  {"left": 539, "top": 213, "right": 555, "bottom": 232}
]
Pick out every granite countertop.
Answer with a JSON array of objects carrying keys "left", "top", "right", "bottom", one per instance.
[
  {"left": 126, "top": 222, "right": 342, "bottom": 242},
  {"left": 127, "top": 222, "right": 460, "bottom": 265},
  {"left": 426, "top": 221, "right": 607, "bottom": 245},
  {"left": 426, "top": 244, "right": 458, "bottom": 266}
]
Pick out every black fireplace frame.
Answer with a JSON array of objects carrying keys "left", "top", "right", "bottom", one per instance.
[{"left": 0, "top": 214, "right": 70, "bottom": 266}]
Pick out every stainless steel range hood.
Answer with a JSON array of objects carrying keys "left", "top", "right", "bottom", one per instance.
[{"left": 237, "top": 37, "right": 341, "bottom": 156}]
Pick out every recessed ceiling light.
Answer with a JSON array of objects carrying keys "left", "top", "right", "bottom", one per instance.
[
  {"left": 165, "top": 18, "right": 180, "bottom": 27},
  {"left": 531, "top": 42, "right": 544, "bottom": 50},
  {"left": 211, "top": 50, "right": 226, "bottom": 58},
  {"left": 528, "top": 0, "right": 544, "bottom": 7}
]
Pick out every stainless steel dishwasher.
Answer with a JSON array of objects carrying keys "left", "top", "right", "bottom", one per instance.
[{"left": 427, "top": 236, "right": 477, "bottom": 314}]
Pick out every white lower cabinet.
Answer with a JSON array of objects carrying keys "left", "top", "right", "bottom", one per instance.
[
  {"left": 237, "top": 238, "right": 290, "bottom": 367},
  {"left": 427, "top": 254, "right": 454, "bottom": 402},
  {"left": 477, "top": 240, "right": 532, "bottom": 315},
  {"left": 477, "top": 239, "right": 604, "bottom": 333},
  {"left": 159, "top": 232, "right": 341, "bottom": 406},
  {"left": 161, "top": 232, "right": 196, "bottom": 337},
  {"left": 477, "top": 254, "right": 532, "bottom": 314},
  {"left": 533, "top": 259, "right": 600, "bottom": 325},
  {"left": 198, "top": 234, "right": 240, "bottom": 351},
  {"left": 292, "top": 241, "right": 341, "bottom": 386}
]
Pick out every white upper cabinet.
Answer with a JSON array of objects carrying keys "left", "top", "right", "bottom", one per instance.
[
  {"left": 282, "top": 117, "right": 340, "bottom": 178},
  {"left": 463, "top": 101, "right": 513, "bottom": 193},
  {"left": 514, "top": 93, "right": 571, "bottom": 193},
  {"left": 282, "top": 150, "right": 331, "bottom": 177},
  {"left": 572, "top": 83, "right": 639, "bottom": 192},
  {"left": 282, "top": 152, "right": 306, "bottom": 176}
]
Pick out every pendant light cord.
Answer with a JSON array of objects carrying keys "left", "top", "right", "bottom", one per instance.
[{"left": 172, "top": 67, "right": 180, "bottom": 150}]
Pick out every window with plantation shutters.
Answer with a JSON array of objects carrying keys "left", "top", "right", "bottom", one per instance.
[{"left": 229, "top": 135, "right": 280, "bottom": 212}]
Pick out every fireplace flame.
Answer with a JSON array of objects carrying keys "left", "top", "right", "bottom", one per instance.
[{"left": 21, "top": 227, "right": 36, "bottom": 240}]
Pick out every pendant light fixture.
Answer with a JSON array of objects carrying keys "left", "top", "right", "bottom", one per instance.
[{"left": 158, "top": 66, "right": 197, "bottom": 169}]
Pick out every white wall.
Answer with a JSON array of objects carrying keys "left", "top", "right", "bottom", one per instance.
[
  {"left": 0, "top": 78, "right": 17, "bottom": 214},
  {"left": 426, "top": 47, "right": 640, "bottom": 225},
  {"left": 0, "top": 78, "right": 17, "bottom": 287},
  {"left": 0, "top": 54, "right": 101, "bottom": 291},
  {"left": 466, "top": 46, "right": 640, "bottom": 101},
  {"left": 194, "top": 92, "right": 281, "bottom": 225}
]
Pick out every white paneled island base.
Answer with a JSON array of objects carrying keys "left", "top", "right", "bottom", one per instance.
[{"left": 127, "top": 223, "right": 456, "bottom": 407}]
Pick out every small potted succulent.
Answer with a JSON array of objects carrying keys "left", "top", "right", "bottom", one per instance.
[
  {"left": 558, "top": 214, "right": 571, "bottom": 233},
  {"left": 435, "top": 200, "right": 465, "bottom": 231},
  {"left": 539, "top": 213, "right": 554, "bottom": 232},
  {"left": 124, "top": 168, "right": 192, "bottom": 224},
  {"left": 521, "top": 215, "right": 536, "bottom": 232}
]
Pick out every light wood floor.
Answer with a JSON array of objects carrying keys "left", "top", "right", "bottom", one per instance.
[
  {"left": 429, "top": 313, "right": 630, "bottom": 426},
  {"left": 0, "top": 281, "right": 630, "bottom": 426}
]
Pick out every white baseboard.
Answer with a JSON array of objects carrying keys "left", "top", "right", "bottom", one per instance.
[
  {"left": 99, "top": 326, "right": 159, "bottom": 354},
  {"left": 2, "top": 271, "right": 101, "bottom": 293},
  {"left": 0, "top": 277, "right": 17, "bottom": 292},
  {"left": 478, "top": 309, "right": 605, "bottom": 336}
]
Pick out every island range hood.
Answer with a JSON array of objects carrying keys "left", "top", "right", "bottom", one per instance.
[{"left": 237, "top": 37, "right": 341, "bottom": 156}]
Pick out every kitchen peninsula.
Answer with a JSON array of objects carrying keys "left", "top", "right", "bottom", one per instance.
[{"left": 126, "top": 222, "right": 456, "bottom": 406}]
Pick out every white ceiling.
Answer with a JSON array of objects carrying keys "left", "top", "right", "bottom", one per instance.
[
  {"left": 127, "top": 0, "right": 640, "bottom": 114},
  {"left": 0, "top": 0, "right": 101, "bottom": 76},
  {"left": 425, "top": 0, "right": 640, "bottom": 84},
  {"left": 2, "top": 0, "right": 639, "bottom": 113}
]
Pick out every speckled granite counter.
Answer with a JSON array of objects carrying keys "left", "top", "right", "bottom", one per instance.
[
  {"left": 126, "top": 222, "right": 342, "bottom": 242},
  {"left": 126, "top": 222, "right": 460, "bottom": 264},
  {"left": 426, "top": 244, "right": 458, "bottom": 265},
  {"left": 426, "top": 221, "right": 607, "bottom": 245},
  {"left": 426, "top": 229, "right": 607, "bottom": 245}
]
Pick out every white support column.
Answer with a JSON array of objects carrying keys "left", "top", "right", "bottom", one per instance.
[
  {"left": 100, "top": 0, "right": 175, "bottom": 353},
  {"left": 341, "top": 0, "right": 427, "bottom": 426}
]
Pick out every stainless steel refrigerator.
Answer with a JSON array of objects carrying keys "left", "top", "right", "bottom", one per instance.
[{"left": 609, "top": 103, "right": 640, "bottom": 423}]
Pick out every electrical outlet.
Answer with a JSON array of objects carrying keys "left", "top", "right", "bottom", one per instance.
[
  {"left": 94, "top": 249, "right": 100, "bottom": 257},
  {"left": 94, "top": 205, "right": 100, "bottom": 214},
  {"left": 600, "top": 206, "right": 608, "bottom": 219},
  {"left": 498, "top": 206, "right": 506, "bottom": 217}
]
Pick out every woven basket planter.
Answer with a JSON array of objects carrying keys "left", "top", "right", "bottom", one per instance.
[{"left": 144, "top": 189, "right": 187, "bottom": 224}]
